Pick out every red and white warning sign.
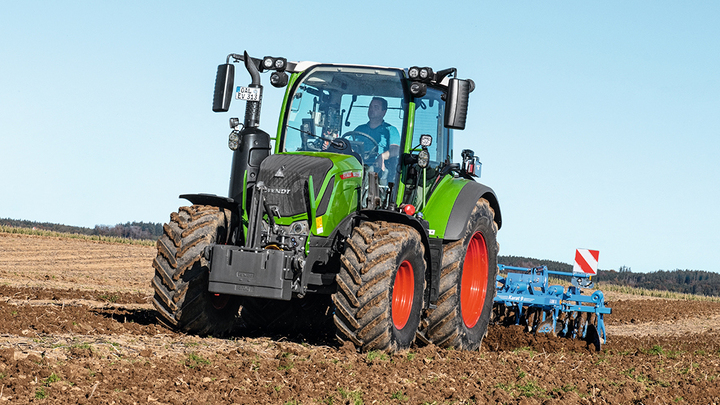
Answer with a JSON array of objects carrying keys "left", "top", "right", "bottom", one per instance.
[{"left": 573, "top": 249, "right": 599, "bottom": 275}]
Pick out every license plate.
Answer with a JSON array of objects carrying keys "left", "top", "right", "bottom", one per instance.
[{"left": 236, "top": 86, "right": 261, "bottom": 101}]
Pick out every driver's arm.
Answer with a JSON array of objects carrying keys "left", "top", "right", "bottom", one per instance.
[
  {"left": 383, "top": 144, "right": 400, "bottom": 159},
  {"left": 379, "top": 126, "right": 401, "bottom": 170}
]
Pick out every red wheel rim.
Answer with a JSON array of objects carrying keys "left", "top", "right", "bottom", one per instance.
[
  {"left": 461, "top": 232, "right": 489, "bottom": 328},
  {"left": 392, "top": 260, "right": 414, "bottom": 330},
  {"left": 211, "top": 294, "right": 230, "bottom": 310}
]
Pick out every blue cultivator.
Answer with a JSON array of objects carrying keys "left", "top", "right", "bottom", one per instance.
[{"left": 492, "top": 264, "right": 612, "bottom": 351}]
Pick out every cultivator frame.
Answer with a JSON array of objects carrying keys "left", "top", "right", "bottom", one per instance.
[{"left": 492, "top": 264, "right": 612, "bottom": 350}]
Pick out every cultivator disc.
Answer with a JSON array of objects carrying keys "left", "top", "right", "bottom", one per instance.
[
  {"left": 586, "top": 323, "right": 601, "bottom": 351},
  {"left": 523, "top": 308, "right": 541, "bottom": 333},
  {"left": 536, "top": 320, "right": 555, "bottom": 335},
  {"left": 491, "top": 302, "right": 512, "bottom": 325}
]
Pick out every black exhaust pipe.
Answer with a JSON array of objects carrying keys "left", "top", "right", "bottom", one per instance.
[
  {"left": 228, "top": 51, "right": 270, "bottom": 204},
  {"left": 243, "top": 50, "right": 262, "bottom": 129}
]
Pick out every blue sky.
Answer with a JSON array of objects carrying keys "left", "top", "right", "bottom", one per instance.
[{"left": 1, "top": 1, "right": 718, "bottom": 273}]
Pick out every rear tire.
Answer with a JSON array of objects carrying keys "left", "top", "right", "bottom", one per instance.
[
  {"left": 334, "top": 221, "right": 425, "bottom": 352},
  {"left": 423, "top": 198, "right": 498, "bottom": 350},
  {"left": 151, "top": 205, "right": 241, "bottom": 335}
]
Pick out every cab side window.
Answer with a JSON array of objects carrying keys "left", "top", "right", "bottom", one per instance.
[{"left": 411, "top": 88, "right": 451, "bottom": 169}]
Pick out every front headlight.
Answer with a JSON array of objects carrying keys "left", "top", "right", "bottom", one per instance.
[
  {"left": 270, "top": 71, "right": 289, "bottom": 88},
  {"left": 409, "top": 81, "right": 427, "bottom": 98},
  {"left": 263, "top": 57, "right": 274, "bottom": 69},
  {"left": 228, "top": 130, "right": 240, "bottom": 150},
  {"left": 417, "top": 149, "right": 430, "bottom": 168},
  {"left": 408, "top": 66, "right": 420, "bottom": 79}
]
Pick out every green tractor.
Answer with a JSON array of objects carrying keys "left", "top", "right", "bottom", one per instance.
[{"left": 152, "top": 51, "right": 502, "bottom": 352}]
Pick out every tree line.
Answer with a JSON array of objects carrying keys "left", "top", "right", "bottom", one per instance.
[
  {"left": 499, "top": 255, "right": 574, "bottom": 273},
  {"left": 0, "top": 218, "right": 163, "bottom": 241},
  {"left": 597, "top": 268, "right": 720, "bottom": 297},
  {"left": 499, "top": 255, "right": 720, "bottom": 297}
]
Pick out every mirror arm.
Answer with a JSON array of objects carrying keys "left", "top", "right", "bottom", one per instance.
[
  {"left": 227, "top": 53, "right": 243, "bottom": 64},
  {"left": 434, "top": 67, "right": 456, "bottom": 83}
]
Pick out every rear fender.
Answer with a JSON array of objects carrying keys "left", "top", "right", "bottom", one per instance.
[{"left": 443, "top": 182, "right": 501, "bottom": 241}]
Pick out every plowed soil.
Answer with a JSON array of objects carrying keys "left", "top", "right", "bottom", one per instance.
[{"left": 2, "top": 231, "right": 720, "bottom": 404}]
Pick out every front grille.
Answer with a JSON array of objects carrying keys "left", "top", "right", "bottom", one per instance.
[{"left": 258, "top": 154, "right": 333, "bottom": 217}]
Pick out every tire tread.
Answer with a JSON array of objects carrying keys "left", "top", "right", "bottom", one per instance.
[
  {"left": 421, "top": 198, "right": 498, "bottom": 350},
  {"left": 333, "top": 221, "right": 425, "bottom": 352},
  {"left": 152, "top": 205, "right": 240, "bottom": 336}
]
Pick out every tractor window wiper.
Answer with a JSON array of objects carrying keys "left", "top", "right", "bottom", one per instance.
[{"left": 287, "top": 124, "right": 317, "bottom": 138}]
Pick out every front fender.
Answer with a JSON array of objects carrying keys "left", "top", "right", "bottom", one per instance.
[
  {"left": 179, "top": 193, "right": 239, "bottom": 213},
  {"left": 357, "top": 209, "right": 433, "bottom": 260},
  {"left": 354, "top": 210, "right": 442, "bottom": 305}
]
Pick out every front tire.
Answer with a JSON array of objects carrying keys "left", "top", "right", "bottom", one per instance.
[
  {"left": 151, "top": 205, "right": 241, "bottom": 335},
  {"left": 424, "top": 198, "right": 498, "bottom": 350},
  {"left": 334, "top": 221, "right": 425, "bottom": 351}
]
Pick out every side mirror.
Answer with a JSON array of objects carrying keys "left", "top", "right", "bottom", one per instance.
[
  {"left": 444, "top": 78, "right": 474, "bottom": 130},
  {"left": 213, "top": 64, "right": 235, "bottom": 112}
]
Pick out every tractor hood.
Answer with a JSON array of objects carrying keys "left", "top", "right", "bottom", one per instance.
[
  {"left": 257, "top": 152, "right": 363, "bottom": 236},
  {"left": 258, "top": 154, "right": 333, "bottom": 218}
]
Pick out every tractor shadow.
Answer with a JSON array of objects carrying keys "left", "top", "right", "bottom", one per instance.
[
  {"left": 93, "top": 296, "right": 340, "bottom": 348},
  {"left": 232, "top": 294, "right": 340, "bottom": 348},
  {"left": 93, "top": 307, "right": 166, "bottom": 327}
]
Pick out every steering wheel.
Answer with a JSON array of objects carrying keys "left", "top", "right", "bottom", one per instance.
[{"left": 341, "top": 131, "right": 379, "bottom": 161}]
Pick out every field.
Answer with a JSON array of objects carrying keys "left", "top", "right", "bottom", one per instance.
[{"left": 1, "top": 231, "right": 720, "bottom": 404}]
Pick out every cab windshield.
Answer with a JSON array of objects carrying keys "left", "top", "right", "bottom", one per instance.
[{"left": 282, "top": 66, "right": 408, "bottom": 169}]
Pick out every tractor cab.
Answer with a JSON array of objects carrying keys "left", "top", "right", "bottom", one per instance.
[{"left": 277, "top": 63, "right": 465, "bottom": 212}]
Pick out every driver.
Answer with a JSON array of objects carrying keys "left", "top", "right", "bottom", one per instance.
[{"left": 354, "top": 97, "right": 400, "bottom": 173}]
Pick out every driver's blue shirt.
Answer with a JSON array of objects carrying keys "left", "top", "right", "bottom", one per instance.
[{"left": 353, "top": 121, "right": 401, "bottom": 152}]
